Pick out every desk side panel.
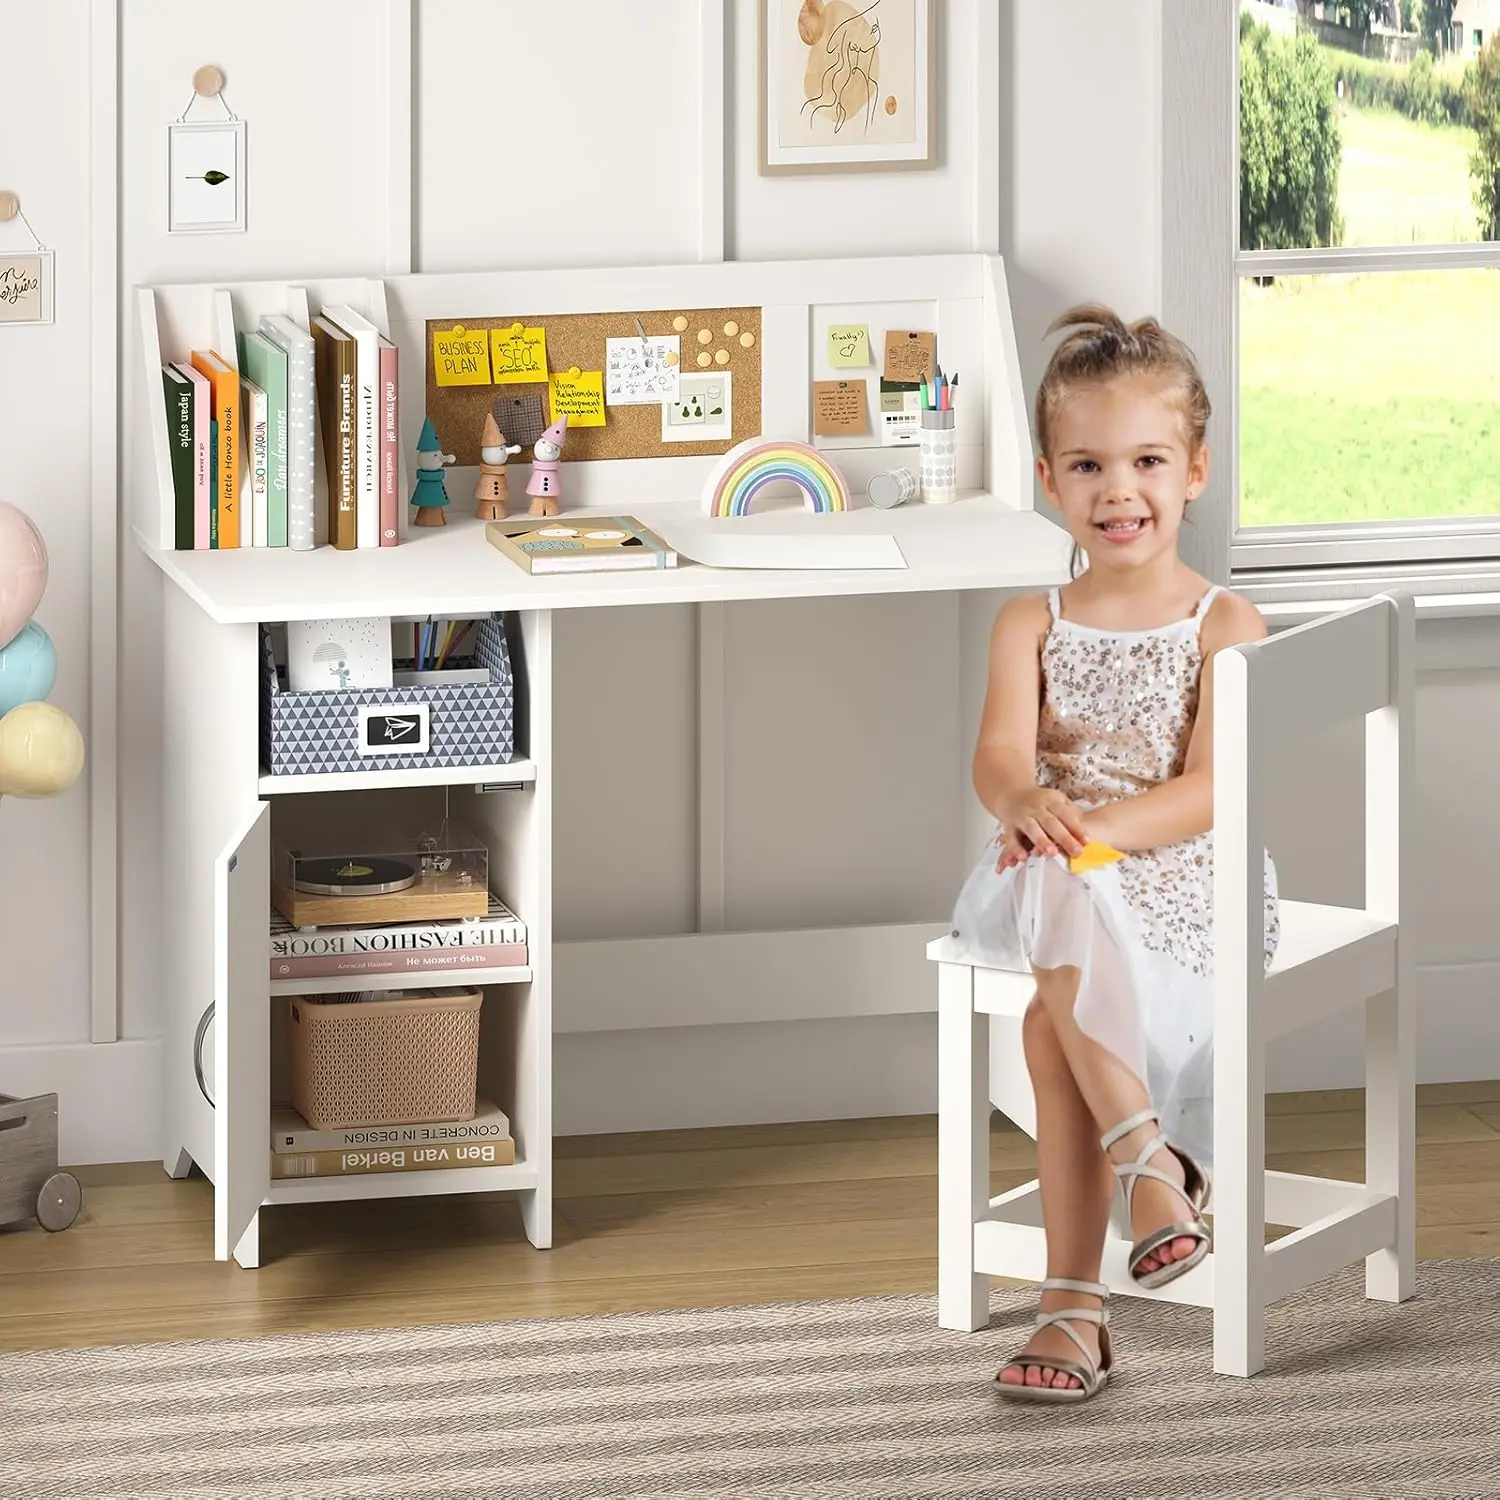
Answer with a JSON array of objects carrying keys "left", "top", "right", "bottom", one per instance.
[{"left": 161, "top": 584, "right": 262, "bottom": 1185}]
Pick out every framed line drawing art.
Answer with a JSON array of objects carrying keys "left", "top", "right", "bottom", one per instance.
[
  {"left": 759, "top": 0, "right": 935, "bottom": 175},
  {"left": 168, "top": 118, "right": 247, "bottom": 234}
]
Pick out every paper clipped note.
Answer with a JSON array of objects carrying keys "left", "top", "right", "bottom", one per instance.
[
  {"left": 490, "top": 323, "right": 549, "bottom": 384},
  {"left": 433, "top": 325, "right": 492, "bottom": 386},
  {"left": 883, "top": 329, "right": 936, "bottom": 384},
  {"left": 1068, "top": 840, "right": 1126, "bottom": 876},
  {"left": 827, "top": 324, "right": 871, "bottom": 368},
  {"left": 812, "top": 378, "right": 869, "bottom": 436},
  {"left": 548, "top": 366, "right": 606, "bottom": 427}
]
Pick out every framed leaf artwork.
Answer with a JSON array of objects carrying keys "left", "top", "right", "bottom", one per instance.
[
  {"left": 759, "top": 0, "right": 936, "bottom": 175},
  {"left": 168, "top": 119, "right": 247, "bottom": 234}
]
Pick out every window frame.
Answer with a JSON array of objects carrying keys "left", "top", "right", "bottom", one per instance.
[{"left": 1164, "top": 0, "right": 1500, "bottom": 596}]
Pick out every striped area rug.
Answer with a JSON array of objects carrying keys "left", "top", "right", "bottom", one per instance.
[{"left": 2, "top": 1257, "right": 1498, "bottom": 1500}]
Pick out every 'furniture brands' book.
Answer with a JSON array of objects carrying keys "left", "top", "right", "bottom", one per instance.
[{"left": 485, "top": 515, "right": 679, "bottom": 575}]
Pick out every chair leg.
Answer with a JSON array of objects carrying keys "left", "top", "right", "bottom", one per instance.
[
  {"left": 936, "top": 962, "right": 989, "bottom": 1332},
  {"left": 1212, "top": 1012, "right": 1269, "bottom": 1377},
  {"left": 1365, "top": 982, "right": 1415, "bottom": 1303}
]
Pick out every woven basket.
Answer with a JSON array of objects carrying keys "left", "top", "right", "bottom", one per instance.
[{"left": 287, "top": 989, "right": 482, "bottom": 1130}]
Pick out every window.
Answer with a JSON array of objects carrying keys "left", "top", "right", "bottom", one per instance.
[{"left": 1233, "top": 0, "right": 1500, "bottom": 577}]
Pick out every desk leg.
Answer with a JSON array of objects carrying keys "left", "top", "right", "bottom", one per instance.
[{"left": 937, "top": 961, "right": 989, "bottom": 1331}]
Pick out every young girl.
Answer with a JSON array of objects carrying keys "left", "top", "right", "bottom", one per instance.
[{"left": 944, "top": 304, "right": 1279, "bottom": 1404}]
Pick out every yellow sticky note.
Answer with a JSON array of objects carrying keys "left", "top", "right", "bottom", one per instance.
[
  {"left": 490, "top": 323, "right": 549, "bottom": 384},
  {"left": 1068, "top": 841, "right": 1126, "bottom": 876},
  {"left": 432, "top": 325, "right": 491, "bottom": 386},
  {"left": 828, "top": 324, "right": 871, "bottom": 368},
  {"left": 548, "top": 366, "right": 606, "bottom": 428}
]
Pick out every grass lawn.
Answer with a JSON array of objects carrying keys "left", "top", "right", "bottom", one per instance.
[
  {"left": 1336, "top": 103, "right": 1480, "bottom": 246},
  {"left": 1239, "top": 102, "right": 1500, "bottom": 528}
]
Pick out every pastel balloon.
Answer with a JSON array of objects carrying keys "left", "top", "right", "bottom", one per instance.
[
  {"left": 0, "top": 700, "right": 85, "bottom": 799},
  {"left": 0, "top": 619, "right": 57, "bottom": 716},
  {"left": 0, "top": 502, "right": 48, "bottom": 651}
]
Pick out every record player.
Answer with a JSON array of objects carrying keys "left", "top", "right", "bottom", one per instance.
[{"left": 270, "top": 822, "right": 489, "bottom": 929}]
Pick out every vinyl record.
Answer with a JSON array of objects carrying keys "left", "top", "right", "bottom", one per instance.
[{"left": 293, "top": 856, "right": 418, "bottom": 896}]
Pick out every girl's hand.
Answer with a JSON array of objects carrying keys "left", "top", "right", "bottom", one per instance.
[
  {"left": 1004, "top": 786, "right": 1087, "bottom": 859},
  {"left": 996, "top": 826, "right": 1032, "bottom": 872}
]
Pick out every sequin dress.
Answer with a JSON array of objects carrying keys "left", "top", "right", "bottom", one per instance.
[{"left": 942, "top": 584, "right": 1279, "bottom": 1171}]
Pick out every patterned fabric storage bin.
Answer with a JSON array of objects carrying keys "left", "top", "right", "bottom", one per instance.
[{"left": 260, "top": 613, "right": 517, "bottom": 776}]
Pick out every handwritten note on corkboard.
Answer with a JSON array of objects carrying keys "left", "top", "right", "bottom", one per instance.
[
  {"left": 424, "top": 306, "right": 762, "bottom": 466},
  {"left": 883, "top": 329, "right": 936, "bottom": 384}
]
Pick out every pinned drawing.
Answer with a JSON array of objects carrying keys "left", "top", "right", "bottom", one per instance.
[
  {"left": 662, "top": 372, "right": 733, "bottom": 444},
  {"left": 760, "top": 0, "right": 934, "bottom": 174},
  {"left": 604, "top": 333, "right": 681, "bottom": 406}
]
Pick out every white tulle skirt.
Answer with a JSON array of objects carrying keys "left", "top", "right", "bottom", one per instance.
[{"left": 938, "top": 834, "right": 1220, "bottom": 1171}]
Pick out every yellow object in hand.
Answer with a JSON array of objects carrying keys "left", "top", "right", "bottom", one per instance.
[{"left": 1068, "top": 840, "right": 1125, "bottom": 876}]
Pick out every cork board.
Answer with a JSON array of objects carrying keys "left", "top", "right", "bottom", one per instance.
[{"left": 423, "top": 306, "right": 763, "bottom": 467}]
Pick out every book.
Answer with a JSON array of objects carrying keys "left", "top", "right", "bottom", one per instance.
[
  {"left": 161, "top": 365, "right": 194, "bottom": 550},
  {"left": 378, "top": 334, "right": 399, "bottom": 546},
  {"left": 209, "top": 418, "right": 219, "bottom": 547},
  {"left": 323, "top": 304, "right": 382, "bottom": 548},
  {"left": 485, "top": 515, "right": 679, "bottom": 575},
  {"left": 239, "top": 328, "right": 290, "bottom": 546},
  {"left": 268, "top": 1138, "right": 514, "bottom": 1179},
  {"left": 190, "top": 348, "right": 241, "bottom": 548},
  {"left": 241, "top": 375, "right": 268, "bottom": 547},
  {"left": 272, "top": 941, "right": 527, "bottom": 982},
  {"left": 269, "top": 891, "right": 527, "bottom": 979},
  {"left": 310, "top": 314, "right": 358, "bottom": 550},
  {"left": 174, "top": 361, "right": 212, "bottom": 548},
  {"left": 258, "top": 314, "right": 316, "bottom": 551},
  {"left": 271, "top": 1097, "right": 511, "bottom": 1153}
]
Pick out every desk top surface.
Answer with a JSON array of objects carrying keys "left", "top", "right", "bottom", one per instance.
[{"left": 138, "top": 493, "right": 1073, "bottom": 624}]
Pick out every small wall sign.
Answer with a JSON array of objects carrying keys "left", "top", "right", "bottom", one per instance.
[{"left": 0, "top": 252, "right": 53, "bottom": 327}]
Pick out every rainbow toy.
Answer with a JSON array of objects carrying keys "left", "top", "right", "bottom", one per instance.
[{"left": 702, "top": 437, "right": 851, "bottom": 518}]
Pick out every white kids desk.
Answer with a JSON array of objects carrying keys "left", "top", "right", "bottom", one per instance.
[{"left": 132, "top": 252, "right": 1072, "bottom": 1268}]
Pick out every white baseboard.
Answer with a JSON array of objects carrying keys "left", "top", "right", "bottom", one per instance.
[{"left": 7, "top": 959, "right": 1499, "bottom": 1164}]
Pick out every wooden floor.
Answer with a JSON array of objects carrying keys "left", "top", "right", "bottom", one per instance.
[{"left": 3, "top": 1081, "right": 1500, "bottom": 1353}]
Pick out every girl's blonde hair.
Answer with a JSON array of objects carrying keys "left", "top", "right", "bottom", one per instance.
[{"left": 1034, "top": 302, "right": 1211, "bottom": 462}]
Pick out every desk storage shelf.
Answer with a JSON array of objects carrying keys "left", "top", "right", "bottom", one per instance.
[{"left": 134, "top": 251, "right": 1071, "bottom": 1269}]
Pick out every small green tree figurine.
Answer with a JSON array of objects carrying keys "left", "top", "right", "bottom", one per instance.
[{"left": 411, "top": 418, "right": 456, "bottom": 527}]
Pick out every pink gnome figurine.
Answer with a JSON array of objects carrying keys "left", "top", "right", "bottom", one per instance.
[{"left": 526, "top": 414, "right": 568, "bottom": 517}]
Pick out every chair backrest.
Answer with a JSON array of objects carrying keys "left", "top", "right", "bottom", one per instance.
[{"left": 1211, "top": 592, "right": 1415, "bottom": 988}]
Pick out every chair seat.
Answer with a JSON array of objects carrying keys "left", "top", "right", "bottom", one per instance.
[{"left": 927, "top": 900, "right": 1396, "bottom": 1022}]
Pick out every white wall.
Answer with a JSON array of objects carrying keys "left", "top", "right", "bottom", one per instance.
[
  {"left": 4, "top": 0, "right": 1498, "bottom": 1166},
  {"left": 0, "top": 0, "right": 95, "bottom": 1045}
]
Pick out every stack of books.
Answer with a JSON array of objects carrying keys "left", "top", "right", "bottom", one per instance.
[
  {"left": 269, "top": 1098, "right": 516, "bottom": 1180},
  {"left": 159, "top": 302, "right": 401, "bottom": 552}
]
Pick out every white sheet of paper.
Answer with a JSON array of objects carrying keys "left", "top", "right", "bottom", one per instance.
[
  {"left": 656, "top": 523, "right": 907, "bottom": 571},
  {"left": 605, "top": 335, "right": 681, "bottom": 405}
]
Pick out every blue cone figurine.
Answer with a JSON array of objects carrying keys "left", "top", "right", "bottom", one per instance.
[{"left": 411, "top": 418, "right": 456, "bottom": 527}]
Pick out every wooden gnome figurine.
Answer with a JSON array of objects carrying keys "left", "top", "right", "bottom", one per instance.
[
  {"left": 526, "top": 413, "right": 568, "bottom": 518},
  {"left": 410, "top": 417, "right": 456, "bottom": 527},
  {"left": 473, "top": 410, "right": 523, "bottom": 522}
]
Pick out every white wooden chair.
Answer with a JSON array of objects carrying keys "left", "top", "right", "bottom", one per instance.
[{"left": 931, "top": 592, "right": 1416, "bottom": 1377}]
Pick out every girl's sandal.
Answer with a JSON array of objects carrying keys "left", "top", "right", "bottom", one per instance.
[
  {"left": 1101, "top": 1107, "right": 1212, "bottom": 1290},
  {"left": 994, "top": 1277, "right": 1113, "bottom": 1404}
]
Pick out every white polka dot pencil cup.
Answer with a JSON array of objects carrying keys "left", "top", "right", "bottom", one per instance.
[{"left": 918, "top": 408, "right": 957, "bottom": 504}]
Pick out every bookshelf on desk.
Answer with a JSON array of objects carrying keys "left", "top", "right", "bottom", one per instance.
[{"left": 131, "top": 252, "right": 1072, "bottom": 1269}]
